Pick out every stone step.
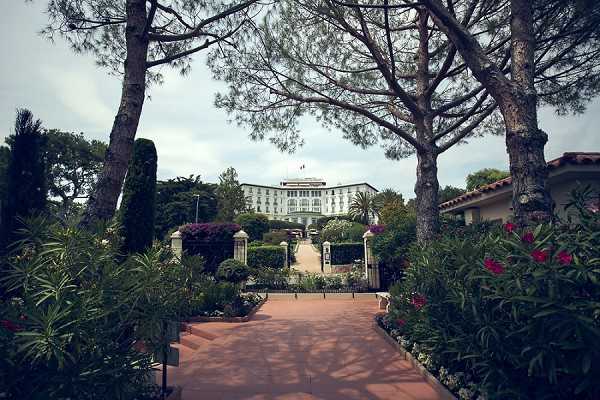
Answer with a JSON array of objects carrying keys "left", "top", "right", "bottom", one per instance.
[
  {"left": 178, "top": 332, "right": 209, "bottom": 350},
  {"left": 188, "top": 326, "right": 217, "bottom": 341}
]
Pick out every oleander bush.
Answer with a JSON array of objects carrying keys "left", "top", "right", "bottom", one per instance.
[
  {"left": 0, "top": 219, "right": 185, "bottom": 400},
  {"left": 179, "top": 222, "right": 240, "bottom": 274},
  {"left": 387, "top": 188, "right": 600, "bottom": 400},
  {"left": 330, "top": 242, "right": 363, "bottom": 265},
  {"left": 320, "top": 219, "right": 365, "bottom": 243}
]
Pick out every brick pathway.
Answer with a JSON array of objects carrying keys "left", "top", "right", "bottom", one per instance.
[
  {"left": 169, "top": 297, "right": 448, "bottom": 400},
  {"left": 293, "top": 241, "right": 322, "bottom": 274}
]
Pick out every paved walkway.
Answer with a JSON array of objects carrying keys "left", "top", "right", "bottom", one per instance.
[
  {"left": 169, "top": 298, "right": 447, "bottom": 400},
  {"left": 293, "top": 241, "right": 322, "bottom": 273}
]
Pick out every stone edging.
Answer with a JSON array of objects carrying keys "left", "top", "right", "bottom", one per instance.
[
  {"left": 372, "top": 322, "right": 457, "bottom": 400},
  {"left": 186, "top": 297, "right": 267, "bottom": 323}
]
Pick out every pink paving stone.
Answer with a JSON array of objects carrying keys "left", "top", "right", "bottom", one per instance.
[{"left": 168, "top": 297, "right": 448, "bottom": 400}]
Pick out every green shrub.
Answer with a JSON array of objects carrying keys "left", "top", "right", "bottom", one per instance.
[
  {"left": 120, "top": 138, "right": 157, "bottom": 253},
  {"left": 235, "top": 212, "right": 270, "bottom": 242},
  {"left": 200, "top": 280, "right": 239, "bottom": 311},
  {"left": 252, "top": 267, "right": 291, "bottom": 289},
  {"left": 315, "top": 215, "right": 353, "bottom": 230},
  {"left": 217, "top": 258, "right": 251, "bottom": 284},
  {"left": 247, "top": 245, "right": 286, "bottom": 269},
  {"left": 262, "top": 230, "right": 288, "bottom": 245},
  {"left": 388, "top": 188, "right": 600, "bottom": 400},
  {"left": 330, "top": 242, "right": 363, "bottom": 265}
]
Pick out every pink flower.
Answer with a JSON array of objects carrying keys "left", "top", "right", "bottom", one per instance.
[
  {"left": 503, "top": 222, "right": 516, "bottom": 233},
  {"left": 557, "top": 251, "right": 573, "bottom": 265},
  {"left": 521, "top": 232, "right": 535, "bottom": 244},
  {"left": 484, "top": 258, "right": 505, "bottom": 275},
  {"left": 1, "top": 319, "right": 22, "bottom": 333},
  {"left": 396, "top": 319, "right": 406, "bottom": 328},
  {"left": 531, "top": 249, "right": 549, "bottom": 263},
  {"left": 411, "top": 294, "right": 427, "bottom": 310}
]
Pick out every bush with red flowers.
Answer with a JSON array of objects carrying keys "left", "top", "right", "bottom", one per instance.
[{"left": 388, "top": 187, "right": 600, "bottom": 400}]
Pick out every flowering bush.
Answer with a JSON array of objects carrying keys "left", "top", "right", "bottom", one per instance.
[
  {"left": 179, "top": 222, "right": 240, "bottom": 273},
  {"left": 388, "top": 189, "right": 600, "bottom": 400}
]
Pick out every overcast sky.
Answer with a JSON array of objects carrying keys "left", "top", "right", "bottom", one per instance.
[{"left": 1, "top": 2, "right": 599, "bottom": 200}]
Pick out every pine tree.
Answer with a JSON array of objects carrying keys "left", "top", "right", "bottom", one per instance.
[
  {"left": 216, "top": 167, "right": 248, "bottom": 222},
  {"left": 1, "top": 109, "right": 47, "bottom": 250},
  {"left": 120, "top": 138, "right": 157, "bottom": 254}
]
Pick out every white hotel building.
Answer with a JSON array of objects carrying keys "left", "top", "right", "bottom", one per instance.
[{"left": 241, "top": 178, "right": 378, "bottom": 227}]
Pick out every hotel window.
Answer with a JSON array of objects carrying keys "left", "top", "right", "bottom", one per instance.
[
  {"left": 301, "top": 199, "right": 309, "bottom": 211},
  {"left": 312, "top": 199, "right": 321, "bottom": 213},
  {"left": 288, "top": 199, "right": 297, "bottom": 213},
  {"left": 257, "top": 188, "right": 262, "bottom": 194},
  {"left": 266, "top": 189, "right": 270, "bottom": 195}
]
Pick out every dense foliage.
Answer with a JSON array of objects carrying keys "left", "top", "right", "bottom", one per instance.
[
  {"left": 155, "top": 175, "right": 218, "bottom": 240},
  {"left": 268, "top": 219, "right": 305, "bottom": 230},
  {"left": 348, "top": 192, "right": 378, "bottom": 224},
  {"left": 120, "top": 139, "right": 157, "bottom": 254},
  {"left": 216, "top": 258, "right": 251, "bottom": 284},
  {"left": 43, "top": 129, "right": 107, "bottom": 218},
  {"left": 0, "top": 219, "right": 184, "bottom": 400},
  {"left": 1, "top": 109, "right": 47, "bottom": 251},
  {"left": 330, "top": 243, "right": 363, "bottom": 265},
  {"left": 320, "top": 219, "right": 365, "bottom": 244},
  {"left": 386, "top": 189, "right": 600, "bottom": 400},
  {"left": 438, "top": 185, "right": 467, "bottom": 203},
  {"left": 372, "top": 211, "right": 416, "bottom": 288},
  {"left": 314, "top": 215, "right": 353, "bottom": 230},
  {"left": 179, "top": 222, "right": 240, "bottom": 273},
  {"left": 234, "top": 212, "right": 269, "bottom": 242},
  {"left": 247, "top": 245, "right": 286, "bottom": 269}
]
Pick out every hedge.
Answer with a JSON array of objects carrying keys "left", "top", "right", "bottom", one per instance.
[
  {"left": 180, "top": 222, "right": 241, "bottom": 273},
  {"left": 330, "top": 242, "right": 363, "bottom": 265},
  {"left": 248, "top": 245, "right": 286, "bottom": 269}
]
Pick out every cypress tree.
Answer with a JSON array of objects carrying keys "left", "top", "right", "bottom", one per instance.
[
  {"left": 120, "top": 138, "right": 157, "bottom": 254},
  {"left": 1, "top": 109, "right": 47, "bottom": 250}
]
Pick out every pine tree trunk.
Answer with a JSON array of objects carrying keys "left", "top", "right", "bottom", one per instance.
[
  {"left": 415, "top": 148, "right": 440, "bottom": 243},
  {"left": 504, "top": 0, "right": 552, "bottom": 225},
  {"left": 80, "top": 0, "right": 149, "bottom": 228}
]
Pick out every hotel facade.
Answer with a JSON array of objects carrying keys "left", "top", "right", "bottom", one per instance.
[{"left": 241, "top": 178, "right": 379, "bottom": 227}]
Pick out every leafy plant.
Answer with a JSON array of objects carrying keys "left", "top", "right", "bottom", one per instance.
[
  {"left": 247, "top": 245, "right": 286, "bottom": 269},
  {"left": 217, "top": 258, "right": 251, "bottom": 284}
]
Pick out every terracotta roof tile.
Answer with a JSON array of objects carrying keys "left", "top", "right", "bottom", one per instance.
[{"left": 439, "top": 152, "right": 600, "bottom": 210}]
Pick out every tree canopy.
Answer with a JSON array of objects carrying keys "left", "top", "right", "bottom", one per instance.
[
  {"left": 466, "top": 168, "right": 510, "bottom": 191},
  {"left": 155, "top": 175, "right": 218, "bottom": 240},
  {"left": 216, "top": 167, "right": 249, "bottom": 222},
  {"left": 438, "top": 185, "right": 466, "bottom": 203}
]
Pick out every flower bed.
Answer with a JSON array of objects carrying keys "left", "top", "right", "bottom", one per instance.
[
  {"left": 185, "top": 293, "right": 266, "bottom": 323},
  {"left": 376, "top": 314, "right": 470, "bottom": 400}
]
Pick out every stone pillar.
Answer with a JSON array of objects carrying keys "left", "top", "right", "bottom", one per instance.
[
  {"left": 322, "top": 241, "right": 331, "bottom": 274},
  {"left": 280, "top": 241, "right": 289, "bottom": 268},
  {"left": 363, "top": 230, "right": 380, "bottom": 289},
  {"left": 233, "top": 230, "right": 249, "bottom": 265},
  {"left": 170, "top": 230, "right": 182, "bottom": 259}
]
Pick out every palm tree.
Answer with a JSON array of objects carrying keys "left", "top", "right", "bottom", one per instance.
[
  {"left": 348, "top": 192, "right": 378, "bottom": 225},
  {"left": 373, "top": 188, "right": 404, "bottom": 211}
]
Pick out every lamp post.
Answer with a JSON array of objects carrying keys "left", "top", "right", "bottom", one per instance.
[{"left": 194, "top": 194, "right": 200, "bottom": 223}]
